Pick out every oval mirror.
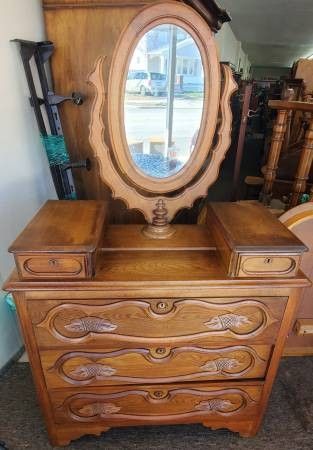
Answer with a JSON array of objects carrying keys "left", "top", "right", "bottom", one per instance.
[{"left": 124, "top": 24, "right": 204, "bottom": 179}]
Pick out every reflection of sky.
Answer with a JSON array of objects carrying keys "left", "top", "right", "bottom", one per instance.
[{"left": 145, "top": 24, "right": 188, "bottom": 52}]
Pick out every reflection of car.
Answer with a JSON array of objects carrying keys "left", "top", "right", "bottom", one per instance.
[{"left": 126, "top": 71, "right": 167, "bottom": 96}]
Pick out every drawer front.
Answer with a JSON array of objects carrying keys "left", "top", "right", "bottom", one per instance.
[
  {"left": 41, "top": 344, "right": 271, "bottom": 388},
  {"left": 30, "top": 297, "right": 287, "bottom": 347},
  {"left": 236, "top": 254, "right": 300, "bottom": 278},
  {"left": 16, "top": 253, "right": 90, "bottom": 279},
  {"left": 51, "top": 383, "right": 262, "bottom": 425}
]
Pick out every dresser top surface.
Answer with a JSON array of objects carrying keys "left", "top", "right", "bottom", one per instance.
[
  {"left": 9, "top": 200, "right": 106, "bottom": 254},
  {"left": 101, "top": 225, "right": 215, "bottom": 251},
  {"left": 208, "top": 202, "right": 307, "bottom": 253},
  {"left": 96, "top": 249, "right": 224, "bottom": 282}
]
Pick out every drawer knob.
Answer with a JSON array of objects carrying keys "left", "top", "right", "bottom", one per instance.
[
  {"left": 157, "top": 302, "right": 169, "bottom": 311},
  {"left": 264, "top": 258, "right": 273, "bottom": 264},
  {"left": 156, "top": 347, "right": 166, "bottom": 355},
  {"left": 152, "top": 390, "right": 167, "bottom": 399},
  {"left": 49, "top": 259, "right": 58, "bottom": 267}
]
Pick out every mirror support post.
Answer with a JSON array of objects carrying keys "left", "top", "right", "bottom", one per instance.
[{"left": 165, "top": 25, "right": 177, "bottom": 155}]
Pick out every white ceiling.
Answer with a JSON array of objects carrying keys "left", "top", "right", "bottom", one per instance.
[{"left": 218, "top": 0, "right": 313, "bottom": 67}]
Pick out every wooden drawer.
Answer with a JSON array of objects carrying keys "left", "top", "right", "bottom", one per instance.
[
  {"left": 235, "top": 254, "right": 300, "bottom": 278},
  {"left": 41, "top": 344, "right": 272, "bottom": 388},
  {"left": 51, "top": 383, "right": 263, "bottom": 426},
  {"left": 208, "top": 202, "right": 306, "bottom": 278},
  {"left": 15, "top": 253, "right": 91, "bottom": 280},
  {"left": 29, "top": 297, "right": 287, "bottom": 347},
  {"left": 9, "top": 200, "right": 106, "bottom": 281}
]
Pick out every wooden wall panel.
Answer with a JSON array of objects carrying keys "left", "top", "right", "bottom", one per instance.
[{"left": 43, "top": 1, "right": 154, "bottom": 222}]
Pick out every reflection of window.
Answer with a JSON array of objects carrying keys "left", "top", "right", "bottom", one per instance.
[
  {"left": 176, "top": 57, "right": 182, "bottom": 74},
  {"left": 151, "top": 73, "right": 166, "bottom": 80},
  {"left": 134, "top": 72, "right": 147, "bottom": 79},
  {"left": 183, "top": 59, "right": 188, "bottom": 75},
  {"left": 194, "top": 60, "right": 200, "bottom": 76}
]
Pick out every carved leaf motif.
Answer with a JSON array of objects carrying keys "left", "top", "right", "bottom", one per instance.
[
  {"left": 78, "top": 402, "right": 121, "bottom": 417},
  {"left": 195, "top": 399, "right": 234, "bottom": 413},
  {"left": 69, "top": 363, "right": 117, "bottom": 379},
  {"left": 201, "top": 357, "right": 240, "bottom": 373},
  {"left": 205, "top": 313, "right": 251, "bottom": 331},
  {"left": 64, "top": 316, "right": 117, "bottom": 333}
]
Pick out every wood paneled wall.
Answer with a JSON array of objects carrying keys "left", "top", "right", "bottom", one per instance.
[{"left": 43, "top": 0, "right": 157, "bottom": 223}]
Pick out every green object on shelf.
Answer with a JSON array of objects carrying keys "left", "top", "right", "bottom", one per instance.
[
  {"left": 4, "top": 293, "right": 16, "bottom": 312},
  {"left": 41, "top": 134, "right": 70, "bottom": 165},
  {"left": 300, "top": 194, "right": 310, "bottom": 204},
  {"left": 41, "top": 134, "right": 77, "bottom": 200}
]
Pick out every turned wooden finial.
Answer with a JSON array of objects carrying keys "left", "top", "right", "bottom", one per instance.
[
  {"left": 142, "top": 199, "right": 176, "bottom": 239},
  {"left": 151, "top": 200, "right": 168, "bottom": 227}
]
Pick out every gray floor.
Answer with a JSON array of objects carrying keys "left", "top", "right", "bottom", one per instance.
[{"left": 0, "top": 357, "right": 312, "bottom": 450}]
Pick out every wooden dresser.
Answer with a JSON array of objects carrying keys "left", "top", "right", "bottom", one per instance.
[
  {"left": 6, "top": 1, "right": 311, "bottom": 445},
  {"left": 4, "top": 200, "right": 310, "bottom": 446}
]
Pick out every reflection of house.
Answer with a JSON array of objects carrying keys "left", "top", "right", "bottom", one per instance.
[
  {"left": 128, "top": 25, "right": 204, "bottom": 93},
  {"left": 129, "top": 35, "right": 148, "bottom": 71},
  {"left": 148, "top": 37, "right": 204, "bottom": 92}
]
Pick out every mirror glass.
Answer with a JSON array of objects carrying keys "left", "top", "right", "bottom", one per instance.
[{"left": 124, "top": 24, "right": 204, "bottom": 179}]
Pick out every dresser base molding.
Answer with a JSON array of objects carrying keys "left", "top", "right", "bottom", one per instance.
[
  {"left": 49, "top": 425, "right": 111, "bottom": 447},
  {"left": 49, "top": 418, "right": 258, "bottom": 446}
]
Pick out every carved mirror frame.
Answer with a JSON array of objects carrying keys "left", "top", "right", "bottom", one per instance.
[
  {"left": 108, "top": 2, "right": 220, "bottom": 194},
  {"left": 88, "top": 1, "right": 237, "bottom": 238}
]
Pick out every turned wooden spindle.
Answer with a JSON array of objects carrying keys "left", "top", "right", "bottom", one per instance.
[
  {"left": 289, "top": 116, "right": 313, "bottom": 208},
  {"left": 261, "top": 109, "right": 289, "bottom": 204},
  {"left": 142, "top": 199, "right": 176, "bottom": 239},
  {"left": 281, "top": 89, "right": 295, "bottom": 154}
]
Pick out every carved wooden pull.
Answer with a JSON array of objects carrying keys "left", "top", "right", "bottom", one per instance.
[
  {"left": 64, "top": 316, "right": 117, "bottom": 333},
  {"left": 205, "top": 313, "right": 251, "bottom": 331},
  {"left": 78, "top": 402, "right": 121, "bottom": 417},
  {"left": 201, "top": 357, "right": 240, "bottom": 373},
  {"left": 69, "top": 363, "right": 116, "bottom": 379},
  {"left": 195, "top": 399, "right": 234, "bottom": 413}
]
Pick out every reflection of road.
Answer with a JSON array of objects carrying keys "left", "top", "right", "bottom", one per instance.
[
  {"left": 125, "top": 100, "right": 203, "bottom": 143},
  {"left": 125, "top": 94, "right": 203, "bottom": 109}
]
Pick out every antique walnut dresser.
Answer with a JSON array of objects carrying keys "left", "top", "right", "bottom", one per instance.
[{"left": 4, "top": 0, "right": 311, "bottom": 446}]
